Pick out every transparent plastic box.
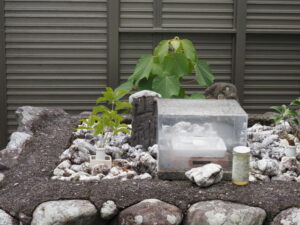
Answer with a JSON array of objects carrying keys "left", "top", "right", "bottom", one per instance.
[{"left": 157, "top": 99, "right": 248, "bottom": 178}]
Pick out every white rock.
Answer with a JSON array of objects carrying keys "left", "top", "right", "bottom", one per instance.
[
  {"left": 148, "top": 144, "right": 158, "bottom": 158},
  {"left": 129, "top": 90, "right": 161, "bottom": 103},
  {"left": 53, "top": 168, "right": 65, "bottom": 176},
  {"left": 70, "top": 164, "right": 82, "bottom": 172},
  {"left": 272, "top": 174, "right": 295, "bottom": 182},
  {"left": 73, "top": 139, "right": 97, "bottom": 155},
  {"left": 109, "top": 132, "right": 130, "bottom": 147},
  {"left": 100, "top": 200, "right": 118, "bottom": 220},
  {"left": 59, "top": 148, "right": 73, "bottom": 161},
  {"left": 132, "top": 152, "right": 157, "bottom": 175},
  {"left": 72, "top": 151, "right": 89, "bottom": 164},
  {"left": 256, "top": 158, "right": 280, "bottom": 176},
  {"left": 185, "top": 163, "right": 223, "bottom": 187},
  {"left": 79, "top": 174, "right": 103, "bottom": 181},
  {"left": 105, "top": 146, "right": 122, "bottom": 159},
  {"left": 280, "top": 157, "right": 299, "bottom": 173},
  {"left": 134, "top": 173, "right": 152, "bottom": 180},
  {"left": 31, "top": 200, "right": 98, "bottom": 225},
  {"left": 7, "top": 132, "right": 31, "bottom": 150},
  {"left": 261, "top": 135, "right": 278, "bottom": 148},
  {"left": 57, "top": 160, "right": 71, "bottom": 169}
]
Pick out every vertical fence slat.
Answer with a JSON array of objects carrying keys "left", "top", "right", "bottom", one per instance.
[
  {"left": 108, "top": 0, "right": 120, "bottom": 88},
  {"left": 233, "top": 0, "right": 247, "bottom": 104},
  {"left": 0, "top": 0, "right": 7, "bottom": 149},
  {"left": 153, "top": 0, "right": 162, "bottom": 28}
]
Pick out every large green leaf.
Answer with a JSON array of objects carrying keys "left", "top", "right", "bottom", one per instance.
[
  {"left": 115, "top": 80, "right": 134, "bottom": 92},
  {"left": 271, "top": 105, "right": 286, "bottom": 114},
  {"left": 138, "top": 77, "right": 154, "bottom": 90},
  {"left": 181, "top": 39, "right": 197, "bottom": 63},
  {"left": 131, "top": 55, "right": 154, "bottom": 85},
  {"left": 92, "top": 105, "right": 109, "bottom": 114},
  {"left": 154, "top": 40, "right": 169, "bottom": 63},
  {"left": 194, "top": 60, "right": 214, "bottom": 87},
  {"left": 151, "top": 62, "right": 163, "bottom": 75},
  {"left": 162, "top": 53, "right": 189, "bottom": 78},
  {"left": 115, "top": 101, "right": 132, "bottom": 111},
  {"left": 152, "top": 75, "right": 180, "bottom": 98},
  {"left": 291, "top": 98, "right": 300, "bottom": 107}
]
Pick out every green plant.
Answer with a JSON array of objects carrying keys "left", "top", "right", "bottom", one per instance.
[
  {"left": 270, "top": 99, "right": 300, "bottom": 144},
  {"left": 117, "top": 36, "right": 215, "bottom": 98},
  {"left": 79, "top": 87, "right": 132, "bottom": 147}
]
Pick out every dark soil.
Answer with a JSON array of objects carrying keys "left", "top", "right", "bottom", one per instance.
[{"left": 0, "top": 113, "right": 299, "bottom": 224}]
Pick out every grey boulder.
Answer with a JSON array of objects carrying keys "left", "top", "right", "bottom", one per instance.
[
  {"left": 118, "top": 199, "right": 182, "bottom": 225},
  {"left": 0, "top": 209, "right": 18, "bottom": 225},
  {"left": 271, "top": 208, "right": 300, "bottom": 225},
  {"left": 31, "top": 200, "right": 98, "bottom": 225},
  {"left": 185, "top": 163, "right": 223, "bottom": 187},
  {"left": 184, "top": 200, "right": 266, "bottom": 225}
]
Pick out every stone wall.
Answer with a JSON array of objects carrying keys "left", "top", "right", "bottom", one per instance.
[{"left": 1, "top": 198, "right": 299, "bottom": 225}]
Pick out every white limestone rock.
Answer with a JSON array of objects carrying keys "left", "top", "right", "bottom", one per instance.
[
  {"left": 73, "top": 139, "right": 97, "bottom": 155},
  {"left": 185, "top": 163, "right": 223, "bottom": 187},
  {"left": 31, "top": 200, "right": 98, "bottom": 225},
  {"left": 280, "top": 157, "right": 300, "bottom": 174},
  {"left": 0, "top": 173, "right": 5, "bottom": 183},
  {"left": 6, "top": 132, "right": 31, "bottom": 150},
  {"left": 134, "top": 173, "right": 152, "bottom": 180},
  {"left": 256, "top": 158, "right": 280, "bottom": 176},
  {"left": 148, "top": 144, "right": 158, "bottom": 159},
  {"left": 129, "top": 152, "right": 157, "bottom": 175},
  {"left": 129, "top": 90, "right": 161, "bottom": 104},
  {"left": 100, "top": 200, "right": 118, "bottom": 220}
]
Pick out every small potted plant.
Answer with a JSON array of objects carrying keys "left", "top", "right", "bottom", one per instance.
[
  {"left": 79, "top": 88, "right": 131, "bottom": 167},
  {"left": 270, "top": 101, "right": 299, "bottom": 157}
]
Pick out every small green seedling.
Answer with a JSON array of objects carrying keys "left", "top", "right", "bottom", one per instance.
[
  {"left": 78, "top": 87, "right": 132, "bottom": 147},
  {"left": 270, "top": 99, "right": 300, "bottom": 145}
]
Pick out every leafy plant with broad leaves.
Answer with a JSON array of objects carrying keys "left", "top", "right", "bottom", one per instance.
[
  {"left": 116, "top": 36, "right": 215, "bottom": 98},
  {"left": 78, "top": 87, "right": 132, "bottom": 147},
  {"left": 270, "top": 98, "right": 300, "bottom": 144}
]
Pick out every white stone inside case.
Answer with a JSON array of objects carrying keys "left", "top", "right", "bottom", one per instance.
[{"left": 171, "top": 136, "right": 227, "bottom": 158}]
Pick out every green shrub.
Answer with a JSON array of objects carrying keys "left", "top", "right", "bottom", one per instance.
[{"left": 117, "top": 36, "right": 215, "bottom": 98}]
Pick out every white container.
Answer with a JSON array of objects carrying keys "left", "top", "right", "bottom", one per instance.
[
  {"left": 90, "top": 147, "right": 112, "bottom": 169},
  {"left": 285, "top": 146, "right": 297, "bottom": 157},
  {"left": 157, "top": 99, "right": 248, "bottom": 173},
  {"left": 96, "top": 148, "right": 106, "bottom": 160},
  {"left": 232, "top": 146, "right": 250, "bottom": 186}
]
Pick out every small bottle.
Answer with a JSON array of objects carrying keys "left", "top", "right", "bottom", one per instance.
[{"left": 232, "top": 146, "right": 250, "bottom": 185}]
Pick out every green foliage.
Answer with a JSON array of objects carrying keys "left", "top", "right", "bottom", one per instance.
[
  {"left": 117, "top": 36, "right": 215, "bottom": 98},
  {"left": 78, "top": 88, "right": 131, "bottom": 146},
  {"left": 270, "top": 98, "right": 300, "bottom": 139}
]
